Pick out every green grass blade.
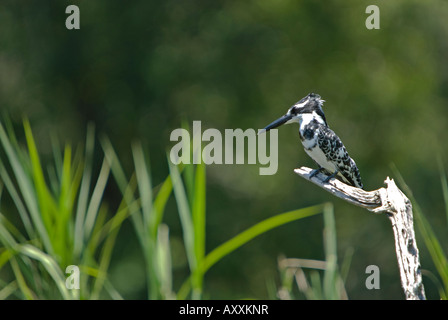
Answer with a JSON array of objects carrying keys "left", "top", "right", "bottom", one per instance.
[
  {"left": 322, "top": 203, "right": 338, "bottom": 299},
  {"left": 9, "top": 257, "right": 34, "bottom": 300},
  {"left": 153, "top": 175, "right": 173, "bottom": 232},
  {"left": 437, "top": 158, "right": 448, "bottom": 228},
  {"left": 0, "top": 280, "right": 18, "bottom": 300},
  {"left": 101, "top": 137, "right": 145, "bottom": 240},
  {"left": 103, "top": 279, "right": 124, "bottom": 300},
  {"left": 202, "top": 204, "right": 325, "bottom": 274},
  {"left": 100, "top": 137, "right": 128, "bottom": 195},
  {"left": 191, "top": 162, "right": 206, "bottom": 298},
  {"left": 0, "top": 121, "right": 53, "bottom": 254},
  {"left": 309, "top": 271, "right": 323, "bottom": 300},
  {"left": 74, "top": 124, "right": 95, "bottom": 257},
  {"left": 24, "top": 120, "right": 56, "bottom": 240},
  {"left": 168, "top": 160, "right": 197, "bottom": 299},
  {"left": 192, "top": 162, "right": 206, "bottom": 264},
  {"left": 169, "top": 161, "right": 196, "bottom": 272},
  {"left": 157, "top": 223, "right": 174, "bottom": 299},
  {"left": 132, "top": 142, "right": 160, "bottom": 298},
  {"left": 132, "top": 142, "right": 154, "bottom": 236},
  {"left": 56, "top": 145, "right": 73, "bottom": 265},
  {"left": 50, "top": 133, "right": 63, "bottom": 183},
  {"left": 0, "top": 249, "right": 13, "bottom": 270},
  {"left": 84, "top": 158, "right": 110, "bottom": 241},
  {"left": 85, "top": 204, "right": 109, "bottom": 256},
  {"left": 0, "top": 161, "right": 35, "bottom": 239},
  {"left": 18, "top": 244, "right": 72, "bottom": 300},
  {"left": 0, "top": 213, "right": 27, "bottom": 244},
  {"left": 91, "top": 216, "right": 122, "bottom": 300},
  {"left": 414, "top": 206, "right": 448, "bottom": 295},
  {"left": 340, "top": 247, "right": 354, "bottom": 283},
  {"left": 0, "top": 217, "right": 19, "bottom": 248},
  {"left": 183, "top": 164, "right": 195, "bottom": 207}
]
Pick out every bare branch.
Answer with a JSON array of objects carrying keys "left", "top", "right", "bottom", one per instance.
[{"left": 294, "top": 166, "right": 426, "bottom": 300}]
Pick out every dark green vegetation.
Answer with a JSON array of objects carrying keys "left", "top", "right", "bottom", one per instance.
[{"left": 1, "top": 1, "right": 448, "bottom": 299}]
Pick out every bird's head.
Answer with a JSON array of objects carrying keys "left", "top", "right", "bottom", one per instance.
[{"left": 260, "top": 93, "right": 327, "bottom": 133}]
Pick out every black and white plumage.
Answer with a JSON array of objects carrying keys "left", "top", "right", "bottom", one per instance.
[{"left": 262, "top": 93, "right": 363, "bottom": 189}]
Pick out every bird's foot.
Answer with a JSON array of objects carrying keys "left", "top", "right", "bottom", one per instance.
[
  {"left": 323, "top": 170, "right": 339, "bottom": 183},
  {"left": 309, "top": 167, "right": 324, "bottom": 179}
]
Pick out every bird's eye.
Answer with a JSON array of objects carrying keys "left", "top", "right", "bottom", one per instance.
[{"left": 290, "top": 107, "right": 298, "bottom": 115}]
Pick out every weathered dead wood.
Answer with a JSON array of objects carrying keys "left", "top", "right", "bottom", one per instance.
[{"left": 294, "top": 166, "right": 426, "bottom": 300}]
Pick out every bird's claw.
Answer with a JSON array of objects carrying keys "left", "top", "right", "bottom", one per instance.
[
  {"left": 323, "top": 170, "right": 339, "bottom": 183},
  {"left": 309, "top": 167, "right": 323, "bottom": 179}
]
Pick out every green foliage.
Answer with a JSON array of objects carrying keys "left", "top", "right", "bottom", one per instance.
[
  {"left": 1, "top": 0, "right": 448, "bottom": 299},
  {"left": 103, "top": 132, "right": 326, "bottom": 300},
  {"left": 0, "top": 120, "right": 125, "bottom": 299},
  {"left": 3, "top": 118, "right": 447, "bottom": 300},
  {"left": 102, "top": 138, "right": 176, "bottom": 299},
  {"left": 277, "top": 203, "right": 351, "bottom": 300},
  {"left": 0, "top": 117, "right": 330, "bottom": 300}
]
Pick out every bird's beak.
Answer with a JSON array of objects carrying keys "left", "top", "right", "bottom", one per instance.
[{"left": 259, "top": 114, "right": 293, "bottom": 134}]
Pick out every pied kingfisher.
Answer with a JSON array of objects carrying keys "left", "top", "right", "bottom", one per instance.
[{"left": 261, "top": 93, "right": 363, "bottom": 189}]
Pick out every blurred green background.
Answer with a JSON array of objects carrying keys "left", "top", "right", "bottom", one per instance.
[{"left": 1, "top": 0, "right": 448, "bottom": 299}]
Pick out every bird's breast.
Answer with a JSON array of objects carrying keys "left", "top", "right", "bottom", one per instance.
[
  {"left": 301, "top": 135, "right": 318, "bottom": 150},
  {"left": 303, "top": 143, "right": 338, "bottom": 173}
]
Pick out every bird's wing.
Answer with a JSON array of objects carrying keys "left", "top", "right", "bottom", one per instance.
[{"left": 317, "top": 126, "right": 363, "bottom": 188}]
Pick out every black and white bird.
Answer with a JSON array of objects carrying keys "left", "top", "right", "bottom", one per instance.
[{"left": 261, "top": 93, "right": 363, "bottom": 189}]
